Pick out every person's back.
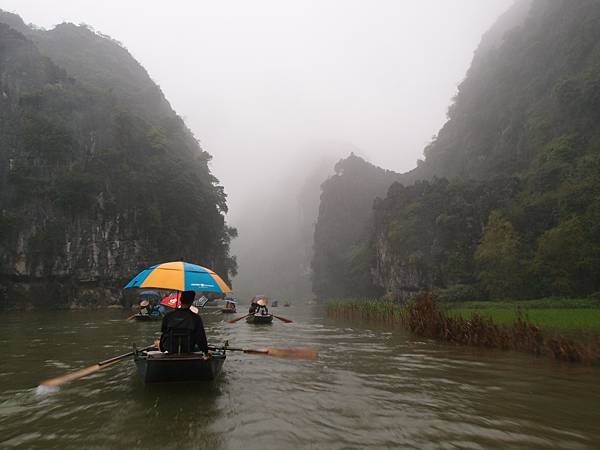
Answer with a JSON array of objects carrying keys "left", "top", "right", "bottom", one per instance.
[
  {"left": 249, "top": 300, "right": 258, "bottom": 314},
  {"left": 159, "top": 291, "right": 208, "bottom": 353}
]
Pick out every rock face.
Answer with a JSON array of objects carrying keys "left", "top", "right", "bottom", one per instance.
[
  {"left": 0, "top": 13, "right": 236, "bottom": 309},
  {"left": 311, "top": 153, "right": 401, "bottom": 299},
  {"left": 313, "top": 0, "right": 600, "bottom": 301},
  {"left": 372, "top": 233, "right": 430, "bottom": 301}
]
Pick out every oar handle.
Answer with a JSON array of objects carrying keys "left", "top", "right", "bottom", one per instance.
[
  {"left": 208, "top": 346, "right": 266, "bottom": 354},
  {"left": 228, "top": 313, "right": 250, "bottom": 324},
  {"left": 99, "top": 345, "right": 155, "bottom": 366},
  {"left": 208, "top": 345, "right": 317, "bottom": 359}
]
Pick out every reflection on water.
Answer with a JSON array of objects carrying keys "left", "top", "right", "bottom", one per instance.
[{"left": 1, "top": 306, "right": 599, "bottom": 449}]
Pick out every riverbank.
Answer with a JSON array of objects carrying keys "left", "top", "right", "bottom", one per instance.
[
  {"left": 326, "top": 295, "right": 600, "bottom": 364},
  {"left": 446, "top": 298, "right": 600, "bottom": 335}
]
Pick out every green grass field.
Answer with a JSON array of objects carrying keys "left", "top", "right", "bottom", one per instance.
[
  {"left": 445, "top": 299, "right": 600, "bottom": 334},
  {"left": 327, "top": 297, "right": 600, "bottom": 335}
]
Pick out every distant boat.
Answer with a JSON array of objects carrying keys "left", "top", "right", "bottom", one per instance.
[
  {"left": 246, "top": 314, "right": 273, "bottom": 324},
  {"left": 132, "top": 314, "right": 161, "bottom": 322},
  {"left": 271, "top": 300, "right": 279, "bottom": 307},
  {"left": 283, "top": 302, "right": 290, "bottom": 307},
  {"left": 221, "top": 299, "right": 237, "bottom": 314}
]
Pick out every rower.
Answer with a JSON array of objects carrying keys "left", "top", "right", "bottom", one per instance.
[
  {"left": 256, "top": 298, "right": 269, "bottom": 315},
  {"left": 249, "top": 297, "right": 259, "bottom": 314},
  {"left": 159, "top": 291, "right": 208, "bottom": 354}
]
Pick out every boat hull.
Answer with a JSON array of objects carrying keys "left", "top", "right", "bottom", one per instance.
[
  {"left": 246, "top": 314, "right": 273, "bottom": 324},
  {"left": 133, "top": 314, "right": 161, "bottom": 321},
  {"left": 134, "top": 351, "right": 226, "bottom": 383},
  {"left": 221, "top": 308, "right": 236, "bottom": 314}
]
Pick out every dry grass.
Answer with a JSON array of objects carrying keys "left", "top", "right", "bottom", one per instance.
[
  {"left": 327, "top": 294, "right": 600, "bottom": 364},
  {"left": 407, "top": 293, "right": 600, "bottom": 364}
]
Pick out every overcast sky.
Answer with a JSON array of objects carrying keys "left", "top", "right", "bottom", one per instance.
[{"left": 1, "top": 0, "right": 513, "bottom": 221}]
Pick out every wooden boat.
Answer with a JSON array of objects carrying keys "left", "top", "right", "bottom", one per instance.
[
  {"left": 134, "top": 349, "right": 226, "bottom": 383},
  {"left": 271, "top": 300, "right": 279, "bottom": 307},
  {"left": 221, "top": 299, "right": 237, "bottom": 314},
  {"left": 246, "top": 313, "right": 273, "bottom": 324},
  {"left": 133, "top": 314, "right": 162, "bottom": 322}
]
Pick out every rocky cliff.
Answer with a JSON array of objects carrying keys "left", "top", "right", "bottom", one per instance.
[
  {"left": 311, "top": 153, "right": 400, "bottom": 299},
  {"left": 314, "top": 0, "right": 600, "bottom": 301},
  {"left": 0, "top": 13, "right": 236, "bottom": 309},
  {"left": 373, "top": 0, "right": 600, "bottom": 301}
]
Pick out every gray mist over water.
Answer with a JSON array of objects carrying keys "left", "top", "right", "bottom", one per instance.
[{"left": 2, "top": 0, "right": 514, "bottom": 297}]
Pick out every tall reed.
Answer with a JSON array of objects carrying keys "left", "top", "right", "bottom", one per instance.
[
  {"left": 326, "top": 298, "right": 403, "bottom": 325},
  {"left": 407, "top": 293, "right": 600, "bottom": 364},
  {"left": 327, "top": 294, "right": 600, "bottom": 364}
]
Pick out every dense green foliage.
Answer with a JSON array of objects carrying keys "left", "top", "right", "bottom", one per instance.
[
  {"left": 0, "top": 13, "right": 236, "bottom": 306},
  {"left": 314, "top": 0, "right": 600, "bottom": 301}
]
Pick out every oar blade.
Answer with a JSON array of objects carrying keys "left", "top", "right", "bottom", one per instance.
[
  {"left": 39, "top": 360, "right": 119, "bottom": 388},
  {"left": 273, "top": 314, "right": 293, "bottom": 323},
  {"left": 249, "top": 347, "right": 318, "bottom": 359},
  {"left": 37, "top": 344, "right": 154, "bottom": 389}
]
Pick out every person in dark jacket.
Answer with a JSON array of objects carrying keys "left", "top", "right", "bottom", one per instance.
[
  {"left": 159, "top": 290, "right": 208, "bottom": 353},
  {"left": 249, "top": 296, "right": 259, "bottom": 314}
]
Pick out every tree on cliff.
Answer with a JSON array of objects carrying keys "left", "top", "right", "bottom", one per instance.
[{"left": 475, "top": 212, "right": 524, "bottom": 299}]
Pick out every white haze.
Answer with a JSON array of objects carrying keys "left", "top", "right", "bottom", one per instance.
[{"left": 1, "top": 0, "right": 514, "bottom": 296}]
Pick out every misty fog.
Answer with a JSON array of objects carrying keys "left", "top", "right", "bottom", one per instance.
[{"left": 2, "top": 0, "right": 514, "bottom": 298}]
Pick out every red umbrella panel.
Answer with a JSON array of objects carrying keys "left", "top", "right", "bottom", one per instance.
[{"left": 160, "top": 292, "right": 181, "bottom": 309}]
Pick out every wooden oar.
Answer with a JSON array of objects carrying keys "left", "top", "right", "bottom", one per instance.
[
  {"left": 39, "top": 344, "right": 155, "bottom": 388},
  {"left": 228, "top": 313, "right": 250, "bottom": 324},
  {"left": 272, "top": 314, "right": 293, "bottom": 323},
  {"left": 126, "top": 313, "right": 138, "bottom": 321},
  {"left": 210, "top": 346, "right": 318, "bottom": 359}
]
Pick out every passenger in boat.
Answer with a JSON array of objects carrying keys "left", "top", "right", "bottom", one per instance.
[
  {"left": 225, "top": 300, "right": 236, "bottom": 310},
  {"left": 256, "top": 298, "right": 269, "bottom": 315},
  {"left": 139, "top": 300, "right": 152, "bottom": 316},
  {"left": 249, "top": 297, "right": 259, "bottom": 314},
  {"left": 159, "top": 290, "right": 209, "bottom": 353}
]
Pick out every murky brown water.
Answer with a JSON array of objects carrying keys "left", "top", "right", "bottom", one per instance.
[{"left": 1, "top": 305, "right": 599, "bottom": 449}]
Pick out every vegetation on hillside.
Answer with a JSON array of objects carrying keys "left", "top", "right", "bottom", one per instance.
[
  {"left": 0, "top": 13, "right": 236, "bottom": 307},
  {"left": 314, "top": 0, "right": 600, "bottom": 302}
]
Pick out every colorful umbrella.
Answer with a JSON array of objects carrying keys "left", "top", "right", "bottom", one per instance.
[
  {"left": 160, "top": 292, "right": 181, "bottom": 309},
  {"left": 124, "top": 261, "right": 232, "bottom": 294}
]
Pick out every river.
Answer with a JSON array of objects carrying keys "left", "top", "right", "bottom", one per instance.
[{"left": 1, "top": 305, "right": 599, "bottom": 449}]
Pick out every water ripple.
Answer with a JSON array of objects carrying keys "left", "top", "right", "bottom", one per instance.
[{"left": 0, "top": 308, "right": 599, "bottom": 449}]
